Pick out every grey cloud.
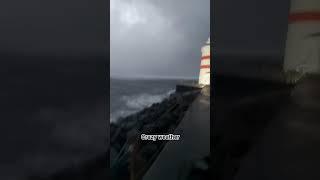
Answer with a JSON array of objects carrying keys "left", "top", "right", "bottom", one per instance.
[{"left": 111, "top": 0, "right": 210, "bottom": 78}]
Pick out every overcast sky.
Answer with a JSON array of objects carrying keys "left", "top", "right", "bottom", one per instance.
[
  {"left": 0, "top": 0, "right": 290, "bottom": 63},
  {"left": 110, "top": 0, "right": 210, "bottom": 78}
]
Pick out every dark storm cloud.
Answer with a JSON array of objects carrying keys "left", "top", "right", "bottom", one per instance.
[
  {"left": 111, "top": 0, "right": 210, "bottom": 78},
  {"left": 214, "top": 0, "right": 291, "bottom": 57},
  {"left": 0, "top": 0, "right": 107, "bottom": 55}
]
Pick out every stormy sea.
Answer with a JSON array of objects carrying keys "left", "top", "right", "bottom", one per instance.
[{"left": 110, "top": 78, "right": 194, "bottom": 123}]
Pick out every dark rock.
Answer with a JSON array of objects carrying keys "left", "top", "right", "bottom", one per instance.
[
  {"left": 140, "top": 144, "right": 159, "bottom": 159},
  {"left": 139, "top": 114, "right": 149, "bottom": 122},
  {"left": 110, "top": 147, "right": 119, "bottom": 165},
  {"left": 167, "top": 124, "right": 177, "bottom": 133},
  {"left": 126, "top": 129, "right": 140, "bottom": 142},
  {"left": 113, "top": 142, "right": 123, "bottom": 152},
  {"left": 121, "top": 120, "right": 137, "bottom": 130},
  {"left": 158, "top": 114, "right": 174, "bottom": 127},
  {"left": 181, "top": 104, "right": 190, "bottom": 112},
  {"left": 109, "top": 91, "right": 198, "bottom": 179}
]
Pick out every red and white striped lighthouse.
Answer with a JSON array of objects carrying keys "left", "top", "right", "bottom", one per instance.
[
  {"left": 284, "top": 0, "right": 320, "bottom": 83},
  {"left": 199, "top": 37, "right": 211, "bottom": 86}
]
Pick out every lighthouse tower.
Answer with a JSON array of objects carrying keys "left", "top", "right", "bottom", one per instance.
[
  {"left": 199, "top": 37, "right": 211, "bottom": 86},
  {"left": 283, "top": 0, "right": 320, "bottom": 83}
]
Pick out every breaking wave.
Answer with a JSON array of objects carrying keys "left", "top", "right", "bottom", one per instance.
[
  {"left": 110, "top": 110, "right": 137, "bottom": 123},
  {"left": 110, "top": 89, "right": 175, "bottom": 123}
]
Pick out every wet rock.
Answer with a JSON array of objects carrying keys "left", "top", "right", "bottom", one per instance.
[
  {"left": 181, "top": 104, "right": 190, "bottom": 112},
  {"left": 121, "top": 120, "right": 137, "bottom": 130},
  {"left": 110, "top": 91, "right": 199, "bottom": 179},
  {"left": 113, "top": 141, "right": 123, "bottom": 152},
  {"left": 110, "top": 123, "right": 119, "bottom": 135},
  {"left": 141, "top": 123, "right": 158, "bottom": 134},
  {"left": 139, "top": 144, "right": 159, "bottom": 159},
  {"left": 139, "top": 114, "right": 149, "bottom": 123},
  {"left": 167, "top": 124, "right": 177, "bottom": 133},
  {"left": 110, "top": 147, "right": 119, "bottom": 165},
  {"left": 157, "top": 114, "right": 174, "bottom": 130},
  {"left": 126, "top": 129, "right": 140, "bottom": 142}
]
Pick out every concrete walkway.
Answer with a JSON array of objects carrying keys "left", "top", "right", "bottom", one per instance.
[{"left": 143, "top": 92, "right": 210, "bottom": 180}]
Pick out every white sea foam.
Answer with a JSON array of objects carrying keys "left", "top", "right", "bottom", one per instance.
[
  {"left": 110, "top": 89, "right": 175, "bottom": 123},
  {"left": 110, "top": 110, "right": 136, "bottom": 123}
]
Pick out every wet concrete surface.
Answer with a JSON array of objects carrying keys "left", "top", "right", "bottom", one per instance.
[{"left": 143, "top": 92, "right": 210, "bottom": 180}]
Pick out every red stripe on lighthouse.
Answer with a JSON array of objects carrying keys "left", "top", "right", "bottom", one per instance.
[
  {"left": 200, "top": 65, "right": 210, "bottom": 69},
  {"left": 201, "top": 55, "right": 210, "bottom": 60},
  {"left": 288, "top": 12, "right": 320, "bottom": 23}
]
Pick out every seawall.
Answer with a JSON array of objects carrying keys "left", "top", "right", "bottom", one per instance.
[{"left": 111, "top": 87, "right": 201, "bottom": 180}]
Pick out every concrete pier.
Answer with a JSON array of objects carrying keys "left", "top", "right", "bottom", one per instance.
[{"left": 143, "top": 90, "right": 210, "bottom": 180}]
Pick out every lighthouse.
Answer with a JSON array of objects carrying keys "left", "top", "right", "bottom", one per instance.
[
  {"left": 198, "top": 37, "right": 211, "bottom": 86},
  {"left": 283, "top": 0, "right": 320, "bottom": 83}
]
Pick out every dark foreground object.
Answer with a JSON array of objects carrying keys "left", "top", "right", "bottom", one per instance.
[
  {"left": 28, "top": 153, "right": 108, "bottom": 180},
  {"left": 1, "top": 57, "right": 108, "bottom": 179},
  {"left": 214, "top": 75, "right": 320, "bottom": 180}
]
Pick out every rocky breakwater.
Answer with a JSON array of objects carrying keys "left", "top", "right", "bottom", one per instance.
[
  {"left": 111, "top": 89, "right": 201, "bottom": 180},
  {"left": 31, "top": 87, "right": 201, "bottom": 180}
]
